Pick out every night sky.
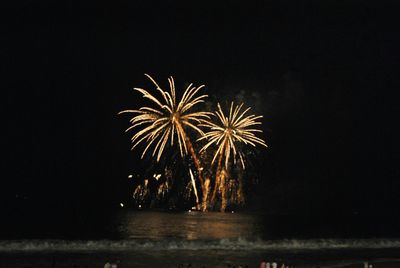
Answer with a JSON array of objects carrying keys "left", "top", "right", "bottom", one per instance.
[{"left": 3, "top": 1, "right": 400, "bottom": 227}]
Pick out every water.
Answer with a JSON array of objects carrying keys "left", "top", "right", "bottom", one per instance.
[
  {"left": 116, "top": 211, "right": 260, "bottom": 241},
  {"left": 1, "top": 211, "right": 400, "bottom": 267}
]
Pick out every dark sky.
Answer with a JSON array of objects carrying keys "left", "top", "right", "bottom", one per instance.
[{"left": 3, "top": 1, "right": 400, "bottom": 220}]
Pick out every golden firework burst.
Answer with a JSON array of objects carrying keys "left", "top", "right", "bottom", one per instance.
[
  {"left": 119, "top": 74, "right": 210, "bottom": 161},
  {"left": 199, "top": 102, "right": 267, "bottom": 169}
]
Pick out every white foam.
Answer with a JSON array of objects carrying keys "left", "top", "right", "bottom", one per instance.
[{"left": 1, "top": 238, "right": 400, "bottom": 252}]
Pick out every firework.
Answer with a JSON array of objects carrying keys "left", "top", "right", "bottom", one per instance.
[
  {"left": 120, "top": 74, "right": 211, "bottom": 210},
  {"left": 199, "top": 102, "right": 267, "bottom": 211},
  {"left": 199, "top": 102, "right": 267, "bottom": 169},
  {"left": 119, "top": 74, "right": 210, "bottom": 162}
]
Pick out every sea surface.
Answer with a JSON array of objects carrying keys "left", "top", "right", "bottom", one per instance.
[{"left": 1, "top": 210, "right": 400, "bottom": 267}]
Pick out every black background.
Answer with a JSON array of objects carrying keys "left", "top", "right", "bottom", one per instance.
[{"left": 2, "top": 1, "right": 400, "bottom": 236}]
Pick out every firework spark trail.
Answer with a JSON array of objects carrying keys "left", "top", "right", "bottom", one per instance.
[
  {"left": 199, "top": 102, "right": 267, "bottom": 211},
  {"left": 133, "top": 179, "right": 150, "bottom": 204},
  {"left": 189, "top": 168, "right": 200, "bottom": 210}
]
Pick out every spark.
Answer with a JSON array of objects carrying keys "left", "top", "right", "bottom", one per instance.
[{"left": 119, "top": 74, "right": 211, "bottom": 162}]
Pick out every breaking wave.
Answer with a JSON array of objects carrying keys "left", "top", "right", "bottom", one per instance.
[{"left": 1, "top": 238, "right": 400, "bottom": 252}]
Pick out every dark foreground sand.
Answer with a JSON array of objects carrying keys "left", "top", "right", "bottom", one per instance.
[
  {"left": 1, "top": 251, "right": 400, "bottom": 268},
  {"left": 319, "top": 260, "right": 400, "bottom": 268}
]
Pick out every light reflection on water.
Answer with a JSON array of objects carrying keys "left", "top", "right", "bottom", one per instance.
[{"left": 115, "top": 211, "right": 263, "bottom": 240}]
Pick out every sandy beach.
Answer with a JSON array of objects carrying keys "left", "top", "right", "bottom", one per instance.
[{"left": 1, "top": 251, "right": 400, "bottom": 268}]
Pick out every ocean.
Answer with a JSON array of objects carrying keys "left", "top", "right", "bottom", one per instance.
[{"left": 1, "top": 211, "right": 400, "bottom": 267}]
